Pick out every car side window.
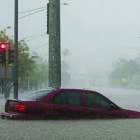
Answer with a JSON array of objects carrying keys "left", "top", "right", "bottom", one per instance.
[
  {"left": 53, "top": 93, "right": 66, "bottom": 105},
  {"left": 53, "top": 91, "right": 81, "bottom": 106},
  {"left": 85, "top": 92, "right": 111, "bottom": 108}
]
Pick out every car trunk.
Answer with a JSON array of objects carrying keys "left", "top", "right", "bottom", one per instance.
[{"left": 5, "top": 99, "right": 22, "bottom": 113}]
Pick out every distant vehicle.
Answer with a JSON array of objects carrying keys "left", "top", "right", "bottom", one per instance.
[{"left": 1, "top": 88, "right": 140, "bottom": 120}]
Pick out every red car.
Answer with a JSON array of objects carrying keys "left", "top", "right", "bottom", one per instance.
[{"left": 1, "top": 88, "right": 140, "bottom": 120}]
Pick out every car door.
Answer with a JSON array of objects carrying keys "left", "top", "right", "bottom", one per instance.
[
  {"left": 52, "top": 90, "right": 86, "bottom": 119},
  {"left": 82, "top": 91, "right": 122, "bottom": 119}
]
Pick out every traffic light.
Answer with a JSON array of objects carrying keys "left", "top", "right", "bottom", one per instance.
[
  {"left": 8, "top": 49, "right": 15, "bottom": 64},
  {"left": 0, "top": 42, "right": 9, "bottom": 52},
  {"left": 47, "top": 3, "right": 50, "bottom": 34},
  {"left": 0, "top": 51, "right": 6, "bottom": 65},
  {"left": 0, "top": 42, "right": 8, "bottom": 65}
]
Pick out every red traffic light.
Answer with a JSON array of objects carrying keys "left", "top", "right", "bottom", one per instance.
[
  {"left": 0, "top": 42, "right": 10, "bottom": 52},
  {"left": 1, "top": 44, "right": 6, "bottom": 49}
]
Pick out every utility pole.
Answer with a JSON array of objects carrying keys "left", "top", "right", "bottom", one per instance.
[
  {"left": 14, "top": 0, "right": 19, "bottom": 99},
  {"left": 48, "top": 0, "right": 61, "bottom": 88}
]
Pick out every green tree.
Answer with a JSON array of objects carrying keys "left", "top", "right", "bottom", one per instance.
[
  {"left": 110, "top": 58, "right": 140, "bottom": 88},
  {"left": 0, "top": 30, "right": 49, "bottom": 97}
]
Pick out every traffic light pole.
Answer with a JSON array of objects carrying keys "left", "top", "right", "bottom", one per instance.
[
  {"left": 14, "top": 0, "right": 18, "bottom": 99},
  {"left": 48, "top": 0, "right": 61, "bottom": 88}
]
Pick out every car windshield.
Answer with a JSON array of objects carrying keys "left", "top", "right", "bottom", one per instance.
[{"left": 19, "top": 89, "right": 55, "bottom": 100}]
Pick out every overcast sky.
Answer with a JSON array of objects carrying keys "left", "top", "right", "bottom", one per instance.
[{"left": 1, "top": 0, "right": 140, "bottom": 87}]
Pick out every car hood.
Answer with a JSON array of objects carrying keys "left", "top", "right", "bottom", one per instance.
[{"left": 121, "top": 108, "right": 140, "bottom": 118}]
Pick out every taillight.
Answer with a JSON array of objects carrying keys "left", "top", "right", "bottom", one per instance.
[{"left": 15, "top": 104, "right": 26, "bottom": 112}]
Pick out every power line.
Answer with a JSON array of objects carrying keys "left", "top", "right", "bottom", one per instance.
[
  {"left": 19, "top": 8, "right": 46, "bottom": 20},
  {"left": 19, "top": 6, "right": 46, "bottom": 14}
]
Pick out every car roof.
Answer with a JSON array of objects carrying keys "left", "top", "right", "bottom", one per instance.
[
  {"left": 29, "top": 88, "right": 101, "bottom": 96},
  {"left": 56, "top": 88, "right": 111, "bottom": 99},
  {"left": 56, "top": 88, "right": 99, "bottom": 93},
  {"left": 29, "top": 87, "right": 98, "bottom": 93}
]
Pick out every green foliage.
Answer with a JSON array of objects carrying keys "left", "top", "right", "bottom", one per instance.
[
  {"left": 110, "top": 58, "right": 140, "bottom": 89},
  {"left": 18, "top": 41, "right": 49, "bottom": 90},
  {"left": 0, "top": 30, "right": 48, "bottom": 92}
]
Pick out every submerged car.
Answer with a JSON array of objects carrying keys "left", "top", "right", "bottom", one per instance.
[{"left": 0, "top": 88, "right": 140, "bottom": 120}]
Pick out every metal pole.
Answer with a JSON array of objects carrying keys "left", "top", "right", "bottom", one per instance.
[
  {"left": 14, "top": 0, "right": 18, "bottom": 99},
  {"left": 48, "top": 0, "right": 61, "bottom": 88}
]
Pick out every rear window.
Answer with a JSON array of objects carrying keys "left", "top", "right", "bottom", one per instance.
[{"left": 20, "top": 89, "right": 55, "bottom": 100}]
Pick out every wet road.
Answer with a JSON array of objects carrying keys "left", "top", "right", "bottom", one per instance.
[{"left": 0, "top": 87, "right": 140, "bottom": 140}]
